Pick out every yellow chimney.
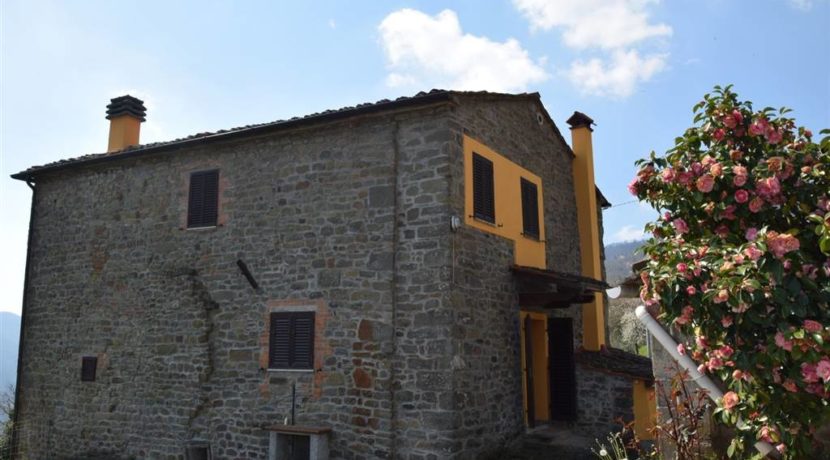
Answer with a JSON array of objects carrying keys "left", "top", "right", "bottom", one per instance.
[
  {"left": 567, "top": 111, "right": 606, "bottom": 351},
  {"left": 106, "top": 95, "right": 146, "bottom": 153}
]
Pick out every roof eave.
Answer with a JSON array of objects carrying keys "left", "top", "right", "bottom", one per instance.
[{"left": 12, "top": 90, "right": 458, "bottom": 182}]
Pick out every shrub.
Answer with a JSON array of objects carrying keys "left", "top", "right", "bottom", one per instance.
[{"left": 630, "top": 85, "right": 830, "bottom": 458}]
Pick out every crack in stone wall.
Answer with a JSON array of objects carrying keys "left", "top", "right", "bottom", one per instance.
[{"left": 178, "top": 269, "right": 220, "bottom": 436}]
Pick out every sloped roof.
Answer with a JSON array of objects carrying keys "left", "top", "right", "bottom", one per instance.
[
  {"left": 576, "top": 346, "right": 654, "bottom": 382},
  {"left": 12, "top": 90, "right": 532, "bottom": 181},
  {"left": 11, "top": 87, "right": 610, "bottom": 213}
]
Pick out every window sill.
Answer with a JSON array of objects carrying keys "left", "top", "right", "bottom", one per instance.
[
  {"left": 471, "top": 215, "right": 499, "bottom": 227},
  {"left": 266, "top": 368, "right": 315, "bottom": 373},
  {"left": 183, "top": 224, "right": 221, "bottom": 231},
  {"left": 521, "top": 233, "right": 542, "bottom": 242}
]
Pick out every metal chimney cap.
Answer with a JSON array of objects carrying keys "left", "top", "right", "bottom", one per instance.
[{"left": 106, "top": 95, "right": 147, "bottom": 122}]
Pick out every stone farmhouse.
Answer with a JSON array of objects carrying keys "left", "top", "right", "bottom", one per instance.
[{"left": 11, "top": 90, "right": 654, "bottom": 459}]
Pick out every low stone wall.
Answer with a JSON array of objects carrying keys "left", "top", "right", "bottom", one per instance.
[{"left": 575, "top": 364, "right": 636, "bottom": 441}]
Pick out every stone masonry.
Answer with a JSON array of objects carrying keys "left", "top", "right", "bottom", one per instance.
[{"left": 13, "top": 91, "right": 624, "bottom": 460}]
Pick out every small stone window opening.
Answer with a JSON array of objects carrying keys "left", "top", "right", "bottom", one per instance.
[
  {"left": 269, "top": 312, "right": 315, "bottom": 370},
  {"left": 472, "top": 153, "right": 495, "bottom": 224},
  {"left": 187, "top": 169, "right": 219, "bottom": 228},
  {"left": 520, "top": 178, "right": 540, "bottom": 239},
  {"left": 81, "top": 356, "right": 97, "bottom": 382}
]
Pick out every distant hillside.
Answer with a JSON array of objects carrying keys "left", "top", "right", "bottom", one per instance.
[
  {"left": 0, "top": 312, "right": 21, "bottom": 390},
  {"left": 605, "top": 240, "right": 646, "bottom": 285}
]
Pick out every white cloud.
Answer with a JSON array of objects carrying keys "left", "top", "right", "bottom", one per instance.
[
  {"left": 788, "top": 0, "right": 813, "bottom": 10},
  {"left": 378, "top": 9, "right": 548, "bottom": 92},
  {"left": 566, "top": 49, "right": 667, "bottom": 98},
  {"left": 512, "top": 0, "right": 671, "bottom": 98},
  {"left": 512, "top": 0, "right": 671, "bottom": 50},
  {"left": 609, "top": 225, "right": 647, "bottom": 243}
]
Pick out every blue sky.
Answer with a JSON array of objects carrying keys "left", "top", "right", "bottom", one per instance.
[{"left": 1, "top": 0, "right": 828, "bottom": 314}]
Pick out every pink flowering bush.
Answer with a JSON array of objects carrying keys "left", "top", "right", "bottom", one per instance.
[{"left": 631, "top": 86, "right": 830, "bottom": 458}]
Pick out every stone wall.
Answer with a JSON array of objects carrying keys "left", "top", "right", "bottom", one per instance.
[
  {"left": 574, "top": 366, "right": 636, "bottom": 441},
  {"left": 16, "top": 103, "right": 456, "bottom": 460}
]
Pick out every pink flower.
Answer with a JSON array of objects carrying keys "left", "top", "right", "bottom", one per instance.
[
  {"left": 749, "top": 117, "right": 769, "bottom": 136},
  {"left": 783, "top": 379, "right": 798, "bottom": 393},
  {"left": 720, "top": 206, "right": 737, "bottom": 221},
  {"left": 716, "top": 345, "right": 734, "bottom": 358},
  {"left": 701, "top": 155, "right": 715, "bottom": 167},
  {"left": 801, "top": 363, "right": 819, "bottom": 383},
  {"left": 712, "top": 128, "right": 725, "bottom": 142},
  {"left": 677, "top": 343, "right": 686, "bottom": 355},
  {"left": 766, "top": 126, "right": 783, "bottom": 144},
  {"left": 734, "top": 189, "right": 749, "bottom": 203},
  {"left": 696, "top": 174, "right": 715, "bottom": 193},
  {"left": 677, "top": 263, "right": 688, "bottom": 273},
  {"left": 745, "top": 227, "right": 758, "bottom": 241},
  {"left": 710, "top": 162, "right": 723, "bottom": 177},
  {"left": 714, "top": 289, "right": 729, "bottom": 304},
  {"left": 661, "top": 168, "right": 675, "bottom": 183},
  {"left": 744, "top": 245, "right": 763, "bottom": 261},
  {"left": 732, "top": 369, "right": 744, "bottom": 380},
  {"left": 686, "top": 286, "right": 697, "bottom": 295},
  {"left": 676, "top": 305, "right": 694, "bottom": 325},
  {"left": 723, "top": 109, "right": 744, "bottom": 129},
  {"left": 758, "top": 425, "right": 777, "bottom": 443},
  {"left": 628, "top": 177, "right": 639, "bottom": 195},
  {"left": 708, "top": 357, "right": 724, "bottom": 370},
  {"left": 677, "top": 171, "right": 692, "bottom": 185},
  {"left": 721, "top": 315, "right": 734, "bottom": 327},
  {"left": 817, "top": 358, "right": 830, "bottom": 383},
  {"left": 723, "top": 113, "right": 738, "bottom": 129},
  {"left": 722, "top": 391, "right": 739, "bottom": 410},
  {"left": 715, "top": 224, "right": 729, "bottom": 238},
  {"left": 756, "top": 176, "right": 781, "bottom": 199},
  {"left": 767, "top": 232, "right": 800, "bottom": 258},
  {"left": 774, "top": 332, "right": 793, "bottom": 351},
  {"left": 732, "top": 165, "right": 748, "bottom": 185},
  {"left": 748, "top": 197, "right": 764, "bottom": 213},
  {"left": 696, "top": 335, "right": 709, "bottom": 349},
  {"left": 776, "top": 444, "right": 786, "bottom": 455},
  {"left": 673, "top": 218, "right": 689, "bottom": 234},
  {"left": 804, "top": 320, "right": 822, "bottom": 333}
]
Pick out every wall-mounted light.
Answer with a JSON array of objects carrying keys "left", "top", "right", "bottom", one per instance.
[{"left": 450, "top": 215, "right": 461, "bottom": 232}]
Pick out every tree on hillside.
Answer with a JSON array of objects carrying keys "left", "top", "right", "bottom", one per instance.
[
  {"left": 630, "top": 86, "right": 829, "bottom": 458},
  {"left": 0, "top": 385, "right": 13, "bottom": 460}
]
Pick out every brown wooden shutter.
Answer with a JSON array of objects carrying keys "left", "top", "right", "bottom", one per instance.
[
  {"left": 81, "top": 356, "right": 97, "bottom": 382},
  {"left": 521, "top": 178, "right": 540, "bottom": 239},
  {"left": 291, "top": 312, "right": 315, "bottom": 369},
  {"left": 269, "top": 313, "right": 292, "bottom": 369},
  {"left": 269, "top": 312, "right": 315, "bottom": 370},
  {"left": 472, "top": 153, "right": 495, "bottom": 223},
  {"left": 187, "top": 170, "right": 219, "bottom": 228}
]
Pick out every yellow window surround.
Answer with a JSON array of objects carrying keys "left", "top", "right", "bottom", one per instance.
[{"left": 463, "top": 135, "right": 546, "bottom": 269}]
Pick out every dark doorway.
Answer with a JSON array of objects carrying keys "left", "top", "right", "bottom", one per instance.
[
  {"left": 523, "top": 315, "right": 536, "bottom": 427},
  {"left": 548, "top": 317, "right": 577, "bottom": 421}
]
